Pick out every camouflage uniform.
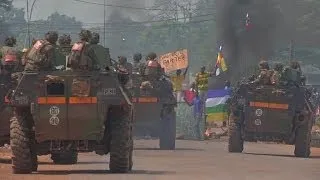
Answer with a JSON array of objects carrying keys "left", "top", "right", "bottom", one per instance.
[
  {"left": 0, "top": 36, "right": 22, "bottom": 74},
  {"left": 144, "top": 52, "right": 164, "bottom": 80},
  {"left": 56, "top": 34, "right": 72, "bottom": 66},
  {"left": 0, "top": 36, "right": 22, "bottom": 103},
  {"left": 252, "top": 61, "right": 272, "bottom": 85},
  {"left": 118, "top": 56, "right": 133, "bottom": 75},
  {"left": 67, "top": 30, "right": 99, "bottom": 70},
  {"left": 270, "top": 62, "right": 284, "bottom": 85},
  {"left": 89, "top": 32, "right": 111, "bottom": 68},
  {"left": 116, "top": 56, "right": 132, "bottom": 86},
  {"left": 282, "top": 61, "right": 302, "bottom": 86},
  {"left": 132, "top": 53, "right": 144, "bottom": 74},
  {"left": 24, "top": 31, "right": 58, "bottom": 71}
]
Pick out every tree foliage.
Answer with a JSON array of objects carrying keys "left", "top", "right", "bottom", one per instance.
[{"left": 1, "top": 0, "right": 320, "bottom": 78}]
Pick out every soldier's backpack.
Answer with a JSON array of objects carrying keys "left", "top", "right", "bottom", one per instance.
[
  {"left": 25, "top": 40, "right": 50, "bottom": 65},
  {"left": 1, "top": 47, "right": 18, "bottom": 66},
  {"left": 68, "top": 42, "right": 92, "bottom": 69}
]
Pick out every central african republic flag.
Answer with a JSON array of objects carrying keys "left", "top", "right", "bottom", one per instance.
[{"left": 206, "top": 89, "right": 231, "bottom": 122}]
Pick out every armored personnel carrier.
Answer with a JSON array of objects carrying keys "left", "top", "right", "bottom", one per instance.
[
  {"left": 130, "top": 72, "right": 176, "bottom": 150},
  {"left": 8, "top": 68, "right": 133, "bottom": 174},
  {"left": 228, "top": 83, "right": 313, "bottom": 157}
]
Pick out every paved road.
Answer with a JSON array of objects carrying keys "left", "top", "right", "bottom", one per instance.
[{"left": 0, "top": 140, "right": 319, "bottom": 180}]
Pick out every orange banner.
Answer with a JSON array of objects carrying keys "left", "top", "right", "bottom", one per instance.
[{"left": 159, "top": 49, "right": 188, "bottom": 73}]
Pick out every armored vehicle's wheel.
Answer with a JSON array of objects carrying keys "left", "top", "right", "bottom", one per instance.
[
  {"left": 30, "top": 131, "right": 38, "bottom": 171},
  {"left": 129, "top": 139, "right": 133, "bottom": 171},
  {"left": 109, "top": 106, "right": 132, "bottom": 173},
  {"left": 228, "top": 115, "right": 244, "bottom": 153},
  {"left": 294, "top": 121, "right": 311, "bottom": 158},
  {"left": 10, "top": 114, "right": 34, "bottom": 174},
  {"left": 51, "top": 151, "right": 78, "bottom": 164},
  {"left": 159, "top": 108, "right": 176, "bottom": 150}
]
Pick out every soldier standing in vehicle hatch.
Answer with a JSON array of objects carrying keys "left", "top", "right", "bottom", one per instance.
[
  {"left": 132, "top": 53, "right": 144, "bottom": 74},
  {"left": 0, "top": 36, "right": 22, "bottom": 74},
  {"left": 282, "top": 61, "right": 303, "bottom": 86},
  {"left": 270, "top": 62, "right": 284, "bottom": 85},
  {"left": 67, "top": 30, "right": 99, "bottom": 71},
  {"left": 251, "top": 60, "right": 272, "bottom": 85},
  {"left": 89, "top": 32, "right": 111, "bottom": 69},
  {"left": 56, "top": 34, "right": 72, "bottom": 66},
  {"left": 144, "top": 52, "right": 164, "bottom": 81},
  {"left": 24, "top": 31, "right": 58, "bottom": 71},
  {"left": 118, "top": 56, "right": 133, "bottom": 75}
]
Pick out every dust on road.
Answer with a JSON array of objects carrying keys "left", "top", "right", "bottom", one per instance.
[{"left": 0, "top": 140, "right": 319, "bottom": 180}]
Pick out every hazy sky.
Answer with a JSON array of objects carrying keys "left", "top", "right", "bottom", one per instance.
[{"left": 13, "top": 0, "right": 155, "bottom": 26}]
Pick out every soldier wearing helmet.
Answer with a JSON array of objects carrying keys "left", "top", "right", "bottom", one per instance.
[
  {"left": 132, "top": 53, "right": 144, "bottom": 74},
  {"left": 144, "top": 52, "right": 164, "bottom": 80},
  {"left": 89, "top": 32, "right": 111, "bottom": 68},
  {"left": 270, "top": 62, "right": 284, "bottom": 85},
  {"left": 251, "top": 60, "right": 272, "bottom": 85},
  {"left": 56, "top": 34, "right": 72, "bottom": 66},
  {"left": 282, "top": 61, "right": 304, "bottom": 86},
  {"left": 24, "top": 31, "right": 58, "bottom": 71},
  {"left": 0, "top": 36, "right": 22, "bottom": 74},
  {"left": 118, "top": 56, "right": 133, "bottom": 74},
  {"left": 67, "top": 29, "right": 99, "bottom": 70}
]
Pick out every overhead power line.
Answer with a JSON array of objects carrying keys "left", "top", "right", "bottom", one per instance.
[
  {"left": 73, "top": 0, "right": 215, "bottom": 11},
  {"left": 74, "top": 0, "right": 173, "bottom": 11},
  {"left": 15, "top": 18, "right": 215, "bottom": 34},
  {"left": 6, "top": 13, "right": 214, "bottom": 26}
]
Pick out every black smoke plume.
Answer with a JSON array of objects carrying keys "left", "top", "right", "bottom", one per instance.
[{"left": 215, "top": 0, "right": 287, "bottom": 79}]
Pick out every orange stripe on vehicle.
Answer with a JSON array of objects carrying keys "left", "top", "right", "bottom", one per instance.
[
  {"left": 137, "top": 97, "right": 158, "bottom": 103},
  {"left": 37, "top": 97, "right": 66, "bottom": 104},
  {"left": 69, "top": 97, "right": 97, "bottom": 104},
  {"left": 249, "top": 101, "right": 289, "bottom": 110}
]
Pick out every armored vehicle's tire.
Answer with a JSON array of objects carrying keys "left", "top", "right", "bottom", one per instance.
[
  {"left": 129, "top": 139, "right": 133, "bottom": 171},
  {"left": 109, "top": 106, "right": 132, "bottom": 173},
  {"left": 51, "top": 151, "right": 78, "bottom": 164},
  {"left": 294, "top": 122, "right": 311, "bottom": 158},
  {"left": 159, "top": 109, "right": 176, "bottom": 150},
  {"left": 30, "top": 131, "right": 38, "bottom": 171},
  {"left": 10, "top": 115, "right": 33, "bottom": 174},
  {"left": 228, "top": 120, "right": 244, "bottom": 153}
]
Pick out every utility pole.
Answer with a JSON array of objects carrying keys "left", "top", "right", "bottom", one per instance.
[
  {"left": 26, "top": 0, "right": 30, "bottom": 47},
  {"left": 103, "top": 0, "right": 106, "bottom": 47}
]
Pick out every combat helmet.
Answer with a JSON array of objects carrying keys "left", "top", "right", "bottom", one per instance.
[
  {"left": 4, "top": 36, "right": 16, "bottom": 46},
  {"left": 133, "top": 53, "right": 142, "bottom": 62},
  {"left": 274, "top": 62, "right": 284, "bottom": 72},
  {"left": 45, "top": 31, "right": 58, "bottom": 44},
  {"left": 118, "top": 56, "right": 127, "bottom": 63},
  {"left": 79, "top": 29, "right": 92, "bottom": 42},
  {"left": 147, "top": 52, "right": 157, "bottom": 60},
  {"left": 58, "top": 34, "right": 72, "bottom": 45},
  {"left": 259, "top": 60, "right": 269, "bottom": 70},
  {"left": 90, "top": 32, "right": 100, "bottom": 44},
  {"left": 290, "top": 61, "right": 300, "bottom": 70}
]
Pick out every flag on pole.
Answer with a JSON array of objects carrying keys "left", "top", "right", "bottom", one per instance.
[{"left": 215, "top": 46, "right": 228, "bottom": 76}]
